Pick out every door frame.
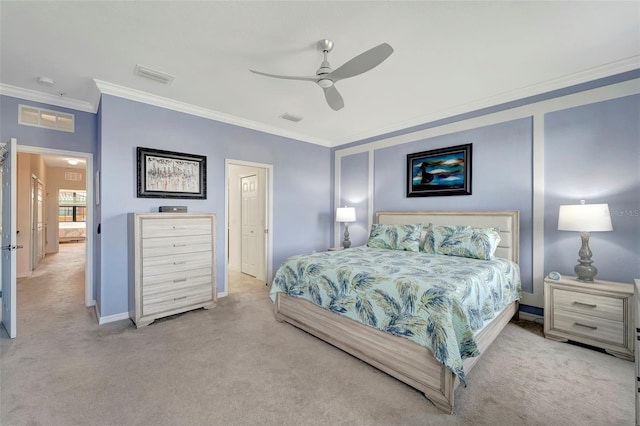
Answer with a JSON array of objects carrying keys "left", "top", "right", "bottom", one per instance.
[
  {"left": 18, "top": 145, "right": 94, "bottom": 307},
  {"left": 224, "top": 159, "right": 273, "bottom": 296}
]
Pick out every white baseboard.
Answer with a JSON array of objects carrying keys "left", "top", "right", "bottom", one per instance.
[
  {"left": 94, "top": 304, "right": 130, "bottom": 325},
  {"left": 519, "top": 311, "right": 544, "bottom": 324},
  {"left": 217, "top": 291, "right": 228, "bottom": 298}
]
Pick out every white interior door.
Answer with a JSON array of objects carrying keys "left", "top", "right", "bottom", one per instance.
[
  {"left": 241, "top": 175, "right": 258, "bottom": 277},
  {"left": 1, "top": 138, "right": 18, "bottom": 338}
]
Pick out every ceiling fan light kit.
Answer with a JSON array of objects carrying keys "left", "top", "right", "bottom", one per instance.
[{"left": 250, "top": 39, "right": 393, "bottom": 111}]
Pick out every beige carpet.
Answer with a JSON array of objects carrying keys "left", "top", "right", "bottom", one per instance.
[{"left": 0, "top": 243, "right": 635, "bottom": 425}]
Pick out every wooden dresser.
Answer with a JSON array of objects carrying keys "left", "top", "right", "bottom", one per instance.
[
  {"left": 544, "top": 275, "right": 633, "bottom": 361},
  {"left": 129, "top": 212, "right": 216, "bottom": 327}
]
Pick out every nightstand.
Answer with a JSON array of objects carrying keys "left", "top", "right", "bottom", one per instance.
[{"left": 544, "top": 275, "right": 634, "bottom": 361}]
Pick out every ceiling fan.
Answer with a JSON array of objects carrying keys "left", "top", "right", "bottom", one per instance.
[{"left": 250, "top": 39, "right": 393, "bottom": 111}]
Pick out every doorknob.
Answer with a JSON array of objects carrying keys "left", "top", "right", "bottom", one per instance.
[{"left": 1, "top": 245, "right": 23, "bottom": 251}]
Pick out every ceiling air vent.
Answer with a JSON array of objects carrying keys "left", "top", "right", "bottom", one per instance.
[
  {"left": 280, "top": 113, "right": 302, "bottom": 123},
  {"left": 134, "top": 64, "right": 175, "bottom": 85}
]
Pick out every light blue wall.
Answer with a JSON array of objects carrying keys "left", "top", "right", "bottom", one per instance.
[
  {"left": 98, "top": 95, "right": 332, "bottom": 316},
  {"left": 337, "top": 119, "right": 534, "bottom": 292},
  {"left": 338, "top": 152, "right": 369, "bottom": 246},
  {"left": 331, "top": 78, "right": 639, "bottom": 312},
  {"left": 544, "top": 94, "right": 640, "bottom": 284}
]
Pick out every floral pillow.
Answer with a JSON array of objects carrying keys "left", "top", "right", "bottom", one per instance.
[
  {"left": 367, "top": 223, "right": 422, "bottom": 252},
  {"left": 429, "top": 224, "right": 501, "bottom": 260}
]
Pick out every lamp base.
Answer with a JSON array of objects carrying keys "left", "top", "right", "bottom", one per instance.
[
  {"left": 574, "top": 262, "right": 597, "bottom": 283},
  {"left": 574, "top": 231, "right": 597, "bottom": 282},
  {"left": 342, "top": 223, "right": 351, "bottom": 249}
]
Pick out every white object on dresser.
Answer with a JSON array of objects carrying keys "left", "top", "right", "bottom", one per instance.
[
  {"left": 544, "top": 275, "right": 633, "bottom": 361},
  {"left": 129, "top": 213, "right": 216, "bottom": 327}
]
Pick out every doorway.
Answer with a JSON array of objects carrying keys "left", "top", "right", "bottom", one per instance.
[
  {"left": 16, "top": 146, "right": 93, "bottom": 312},
  {"left": 225, "top": 160, "right": 273, "bottom": 296}
]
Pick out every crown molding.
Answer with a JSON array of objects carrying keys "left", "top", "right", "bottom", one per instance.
[
  {"left": 0, "top": 83, "right": 97, "bottom": 113},
  {"left": 331, "top": 56, "right": 640, "bottom": 146},
  {"left": 93, "top": 80, "right": 333, "bottom": 148}
]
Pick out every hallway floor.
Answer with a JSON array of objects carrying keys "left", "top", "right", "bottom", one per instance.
[{"left": 16, "top": 242, "right": 87, "bottom": 338}]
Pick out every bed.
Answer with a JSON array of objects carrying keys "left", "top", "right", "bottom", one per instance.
[
  {"left": 58, "top": 222, "right": 86, "bottom": 242},
  {"left": 269, "top": 210, "right": 521, "bottom": 413}
]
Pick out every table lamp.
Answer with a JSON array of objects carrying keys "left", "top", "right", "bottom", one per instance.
[{"left": 558, "top": 201, "right": 612, "bottom": 282}]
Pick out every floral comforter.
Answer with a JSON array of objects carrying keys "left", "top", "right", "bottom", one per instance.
[{"left": 269, "top": 246, "right": 521, "bottom": 384}]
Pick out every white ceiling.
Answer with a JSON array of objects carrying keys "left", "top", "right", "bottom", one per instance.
[{"left": 1, "top": 1, "right": 638, "bottom": 147}]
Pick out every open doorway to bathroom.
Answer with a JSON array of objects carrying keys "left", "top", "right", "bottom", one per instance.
[{"left": 225, "top": 160, "right": 273, "bottom": 297}]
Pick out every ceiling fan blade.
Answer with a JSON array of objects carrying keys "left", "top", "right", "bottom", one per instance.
[
  {"left": 249, "top": 69, "right": 318, "bottom": 82},
  {"left": 323, "top": 85, "right": 344, "bottom": 111},
  {"left": 328, "top": 43, "right": 393, "bottom": 82}
]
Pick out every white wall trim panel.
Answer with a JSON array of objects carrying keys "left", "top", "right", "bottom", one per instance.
[{"left": 525, "top": 112, "right": 546, "bottom": 308}]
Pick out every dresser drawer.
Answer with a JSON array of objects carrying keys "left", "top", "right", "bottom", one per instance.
[
  {"left": 143, "top": 284, "right": 213, "bottom": 316},
  {"left": 553, "top": 310, "right": 624, "bottom": 346},
  {"left": 142, "top": 217, "right": 212, "bottom": 238},
  {"left": 142, "top": 268, "right": 212, "bottom": 294},
  {"left": 142, "top": 234, "right": 212, "bottom": 257},
  {"left": 553, "top": 288, "right": 623, "bottom": 322},
  {"left": 142, "top": 250, "right": 212, "bottom": 277}
]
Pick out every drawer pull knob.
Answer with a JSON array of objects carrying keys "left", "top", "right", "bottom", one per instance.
[
  {"left": 574, "top": 322, "right": 597, "bottom": 330},
  {"left": 173, "top": 278, "right": 187, "bottom": 283},
  {"left": 173, "top": 296, "right": 187, "bottom": 301},
  {"left": 173, "top": 244, "right": 187, "bottom": 247},
  {"left": 174, "top": 261, "right": 186, "bottom": 265},
  {"left": 572, "top": 301, "right": 597, "bottom": 309}
]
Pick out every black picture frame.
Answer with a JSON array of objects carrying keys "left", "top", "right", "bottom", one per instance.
[
  {"left": 407, "top": 143, "right": 472, "bottom": 197},
  {"left": 137, "top": 147, "right": 207, "bottom": 199}
]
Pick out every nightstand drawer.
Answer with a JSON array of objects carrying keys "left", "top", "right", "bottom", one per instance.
[
  {"left": 553, "top": 288, "right": 623, "bottom": 322},
  {"left": 553, "top": 310, "right": 624, "bottom": 346}
]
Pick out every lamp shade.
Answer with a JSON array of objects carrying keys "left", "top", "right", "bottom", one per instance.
[
  {"left": 558, "top": 203, "right": 613, "bottom": 232},
  {"left": 336, "top": 207, "right": 356, "bottom": 223}
]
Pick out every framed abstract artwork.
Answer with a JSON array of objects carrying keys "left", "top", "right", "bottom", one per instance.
[
  {"left": 406, "top": 143, "right": 472, "bottom": 197},
  {"left": 137, "top": 147, "right": 207, "bottom": 199}
]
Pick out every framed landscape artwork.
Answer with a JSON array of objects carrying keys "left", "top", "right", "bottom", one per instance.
[
  {"left": 406, "top": 143, "right": 472, "bottom": 197},
  {"left": 137, "top": 147, "right": 207, "bottom": 199}
]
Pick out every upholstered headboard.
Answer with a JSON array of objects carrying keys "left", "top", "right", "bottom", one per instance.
[{"left": 376, "top": 210, "right": 519, "bottom": 264}]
